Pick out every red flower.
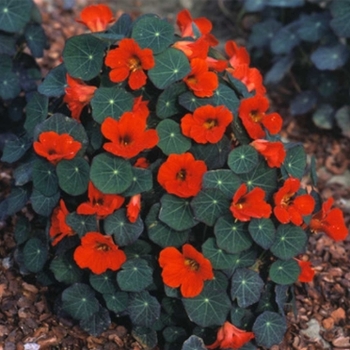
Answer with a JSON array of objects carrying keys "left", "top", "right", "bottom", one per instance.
[
  {"left": 230, "top": 183, "right": 271, "bottom": 222},
  {"left": 273, "top": 177, "right": 315, "bottom": 226},
  {"left": 309, "top": 197, "right": 348, "bottom": 241},
  {"left": 134, "top": 157, "right": 150, "bottom": 169},
  {"left": 126, "top": 194, "right": 141, "bottom": 223},
  {"left": 176, "top": 9, "right": 213, "bottom": 38},
  {"left": 295, "top": 258, "right": 315, "bottom": 283},
  {"left": 238, "top": 94, "right": 283, "bottom": 139},
  {"left": 63, "top": 74, "right": 97, "bottom": 120},
  {"left": 157, "top": 152, "right": 207, "bottom": 198},
  {"left": 49, "top": 200, "right": 74, "bottom": 246},
  {"left": 105, "top": 38, "right": 155, "bottom": 90},
  {"left": 207, "top": 321, "right": 255, "bottom": 349},
  {"left": 225, "top": 40, "right": 250, "bottom": 68},
  {"left": 101, "top": 113, "right": 158, "bottom": 159},
  {"left": 73, "top": 232, "right": 126, "bottom": 274},
  {"left": 250, "top": 139, "right": 286, "bottom": 168},
  {"left": 173, "top": 37, "right": 210, "bottom": 60},
  {"left": 33, "top": 131, "right": 81, "bottom": 165},
  {"left": 76, "top": 4, "right": 114, "bottom": 32},
  {"left": 183, "top": 58, "right": 218, "bottom": 97},
  {"left": 159, "top": 244, "right": 214, "bottom": 298},
  {"left": 77, "top": 182, "right": 124, "bottom": 219},
  {"left": 181, "top": 105, "right": 233, "bottom": 144}
]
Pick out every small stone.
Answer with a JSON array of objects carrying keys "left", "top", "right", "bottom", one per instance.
[
  {"left": 322, "top": 317, "right": 334, "bottom": 330},
  {"left": 332, "top": 337, "right": 350, "bottom": 348},
  {"left": 331, "top": 308, "right": 346, "bottom": 323}
]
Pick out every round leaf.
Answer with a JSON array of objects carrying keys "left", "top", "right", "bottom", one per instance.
[
  {"left": 290, "top": 91, "right": 317, "bottom": 116},
  {"left": 132, "top": 15, "right": 174, "bottom": 54},
  {"left": 30, "top": 189, "right": 60, "bottom": 217},
  {"left": 178, "top": 91, "right": 212, "bottom": 112},
  {"left": 56, "top": 157, "right": 89, "bottom": 196},
  {"left": 330, "top": 0, "right": 350, "bottom": 37},
  {"left": 228, "top": 145, "right": 258, "bottom": 174},
  {"left": 24, "top": 92, "right": 48, "bottom": 136},
  {"left": 63, "top": 34, "right": 106, "bottom": 80},
  {"left": 214, "top": 214, "right": 253, "bottom": 254},
  {"left": 212, "top": 84, "right": 240, "bottom": 114},
  {"left": 90, "top": 86, "right": 134, "bottom": 124},
  {"left": 50, "top": 253, "right": 83, "bottom": 284},
  {"left": 23, "top": 238, "right": 48, "bottom": 273},
  {"left": 191, "top": 189, "right": 230, "bottom": 226},
  {"left": 148, "top": 48, "right": 191, "bottom": 89},
  {"left": 270, "top": 224, "right": 307, "bottom": 260},
  {"left": 159, "top": 194, "right": 198, "bottom": 231},
  {"left": 0, "top": 0, "right": 32, "bottom": 33},
  {"left": 248, "top": 218, "right": 276, "bottom": 249},
  {"left": 25, "top": 23, "right": 47, "bottom": 58},
  {"left": 145, "top": 203, "right": 189, "bottom": 248},
  {"left": 38, "top": 63, "right": 67, "bottom": 97},
  {"left": 311, "top": 44, "right": 350, "bottom": 71},
  {"left": 252, "top": 311, "right": 287, "bottom": 348},
  {"left": 122, "top": 167, "right": 153, "bottom": 197},
  {"left": 230, "top": 268, "right": 264, "bottom": 308},
  {"left": 202, "top": 237, "right": 239, "bottom": 269},
  {"left": 89, "top": 271, "right": 117, "bottom": 294},
  {"left": 282, "top": 144, "right": 307, "bottom": 180},
  {"left": 128, "top": 291, "right": 161, "bottom": 328},
  {"left": 79, "top": 306, "right": 111, "bottom": 337},
  {"left": 66, "top": 213, "right": 98, "bottom": 238},
  {"left": 103, "top": 291, "right": 128, "bottom": 315},
  {"left": 117, "top": 258, "right": 153, "bottom": 292},
  {"left": 90, "top": 153, "right": 133, "bottom": 194},
  {"left": 32, "top": 159, "right": 58, "bottom": 197},
  {"left": 269, "top": 259, "right": 300, "bottom": 285},
  {"left": 156, "top": 119, "right": 191, "bottom": 155},
  {"left": 182, "top": 285, "right": 231, "bottom": 327},
  {"left": 0, "top": 70, "right": 20, "bottom": 100},
  {"left": 6, "top": 186, "right": 30, "bottom": 216},
  {"left": 14, "top": 216, "right": 30, "bottom": 245},
  {"left": 104, "top": 208, "right": 144, "bottom": 246},
  {"left": 62, "top": 283, "right": 99, "bottom": 320},
  {"left": 163, "top": 326, "right": 187, "bottom": 343},
  {"left": 132, "top": 326, "right": 158, "bottom": 350}
]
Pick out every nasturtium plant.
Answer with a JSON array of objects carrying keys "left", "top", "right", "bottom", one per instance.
[{"left": 1, "top": 3, "right": 348, "bottom": 349}]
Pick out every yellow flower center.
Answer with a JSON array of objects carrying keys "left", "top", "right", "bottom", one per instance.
[
  {"left": 204, "top": 118, "right": 218, "bottom": 130},
  {"left": 128, "top": 56, "right": 141, "bottom": 72},
  {"left": 249, "top": 110, "right": 263, "bottom": 123},
  {"left": 184, "top": 258, "right": 200, "bottom": 271},
  {"left": 96, "top": 242, "right": 110, "bottom": 252},
  {"left": 176, "top": 169, "right": 187, "bottom": 181}
]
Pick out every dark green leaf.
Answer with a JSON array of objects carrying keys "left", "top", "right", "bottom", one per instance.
[
  {"left": 89, "top": 271, "right": 117, "bottom": 294},
  {"left": 0, "top": 33, "right": 16, "bottom": 55},
  {"left": 178, "top": 91, "right": 212, "bottom": 112},
  {"left": 265, "top": 55, "right": 294, "bottom": 85},
  {"left": 117, "top": 258, "right": 153, "bottom": 292},
  {"left": 249, "top": 19, "right": 282, "bottom": 48},
  {"left": 214, "top": 214, "right": 252, "bottom": 254},
  {"left": 63, "top": 34, "right": 106, "bottom": 80},
  {"left": 122, "top": 167, "right": 153, "bottom": 197},
  {"left": 50, "top": 253, "right": 84, "bottom": 284},
  {"left": 270, "top": 25, "right": 300, "bottom": 55},
  {"left": 206, "top": 271, "right": 229, "bottom": 292},
  {"left": 107, "top": 13, "right": 132, "bottom": 36},
  {"left": 230, "top": 268, "right": 264, "bottom": 308},
  {"left": 56, "top": 157, "right": 89, "bottom": 196},
  {"left": 212, "top": 84, "right": 240, "bottom": 114},
  {"left": 30, "top": 189, "right": 60, "bottom": 217},
  {"left": 62, "top": 283, "right": 99, "bottom": 320},
  {"left": 90, "top": 86, "right": 134, "bottom": 124},
  {"left": 182, "top": 285, "right": 231, "bottom": 327},
  {"left": 132, "top": 326, "right": 158, "bottom": 349},
  {"left": 104, "top": 209, "right": 144, "bottom": 246},
  {"left": 311, "top": 44, "right": 350, "bottom": 70},
  {"left": 6, "top": 186, "right": 30, "bottom": 215},
  {"left": 156, "top": 119, "right": 191, "bottom": 155},
  {"left": 202, "top": 237, "right": 239, "bottom": 269},
  {"left": 248, "top": 218, "right": 276, "bottom": 249},
  {"left": 79, "top": 306, "right": 111, "bottom": 337},
  {"left": 128, "top": 291, "right": 161, "bottom": 328},
  {"left": 14, "top": 216, "right": 30, "bottom": 245},
  {"left": 0, "top": 0, "right": 32, "bottom": 33},
  {"left": 270, "top": 224, "right": 307, "bottom": 260},
  {"left": 13, "top": 157, "right": 35, "bottom": 186},
  {"left": 66, "top": 213, "right": 98, "bottom": 238},
  {"left": 145, "top": 203, "right": 189, "bottom": 248},
  {"left": 312, "top": 104, "right": 334, "bottom": 130},
  {"left": 32, "top": 159, "right": 58, "bottom": 197},
  {"left": 330, "top": 0, "right": 350, "bottom": 38},
  {"left": 24, "top": 92, "right": 48, "bottom": 136},
  {"left": 282, "top": 144, "right": 307, "bottom": 180},
  {"left": 103, "top": 292, "right": 128, "bottom": 315},
  {"left": 297, "top": 13, "right": 330, "bottom": 43},
  {"left": 228, "top": 145, "right": 258, "bottom": 174},
  {"left": 148, "top": 48, "right": 191, "bottom": 89},
  {"left": 269, "top": 259, "right": 300, "bottom": 285},
  {"left": 38, "top": 63, "right": 67, "bottom": 97},
  {"left": 23, "top": 237, "right": 48, "bottom": 273},
  {"left": 132, "top": 15, "right": 174, "bottom": 54},
  {"left": 163, "top": 326, "right": 187, "bottom": 343},
  {"left": 90, "top": 153, "right": 133, "bottom": 194},
  {"left": 1, "top": 134, "right": 32, "bottom": 163},
  {"left": 252, "top": 311, "right": 287, "bottom": 348},
  {"left": 290, "top": 91, "right": 317, "bottom": 116},
  {"left": 25, "top": 23, "right": 48, "bottom": 58},
  {"left": 159, "top": 194, "right": 198, "bottom": 231}
]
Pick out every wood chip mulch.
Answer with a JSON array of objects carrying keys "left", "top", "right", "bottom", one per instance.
[{"left": 1, "top": 1, "right": 349, "bottom": 349}]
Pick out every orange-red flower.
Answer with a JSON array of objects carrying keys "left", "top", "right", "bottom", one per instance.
[
  {"left": 73, "top": 232, "right": 126, "bottom": 274},
  {"left": 158, "top": 244, "right": 214, "bottom": 298},
  {"left": 101, "top": 113, "right": 158, "bottom": 159},
  {"left": 225, "top": 40, "right": 250, "bottom": 68},
  {"left": 63, "top": 74, "right": 97, "bottom": 121},
  {"left": 33, "top": 131, "right": 82, "bottom": 165},
  {"left": 134, "top": 157, "right": 150, "bottom": 169},
  {"left": 250, "top": 139, "right": 286, "bottom": 168},
  {"left": 126, "top": 194, "right": 141, "bottom": 223},
  {"left": 183, "top": 58, "right": 218, "bottom": 98},
  {"left": 105, "top": 38, "right": 155, "bottom": 90},
  {"left": 181, "top": 105, "right": 233, "bottom": 144},
  {"left": 157, "top": 152, "right": 207, "bottom": 198},
  {"left": 230, "top": 183, "right": 271, "bottom": 222},
  {"left": 309, "top": 197, "right": 348, "bottom": 241},
  {"left": 295, "top": 258, "right": 315, "bottom": 283},
  {"left": 49, "top": 200, "right": 75, "bottom": 246},
  {"left": 77, "top": 181, "right": 124, "bottom": 219},
  {"left": 176, "top": 9, "right": 213, "bottom": 38},
  {"left": 207, "top": 321, "right": 255, "bottom": 349},
  {"left": 76, "top": 4, "right": 114, "bottom": 32},
  {"left": 238, "top": 94, "right": 283, "bottom": 139},
  {"left": 273, "top": 177, "right": 315, "bottom": 226}
]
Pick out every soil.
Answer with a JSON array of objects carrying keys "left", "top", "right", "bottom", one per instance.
[{"left": 0, "top": 0, "right": 349, "bottom": 349}]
